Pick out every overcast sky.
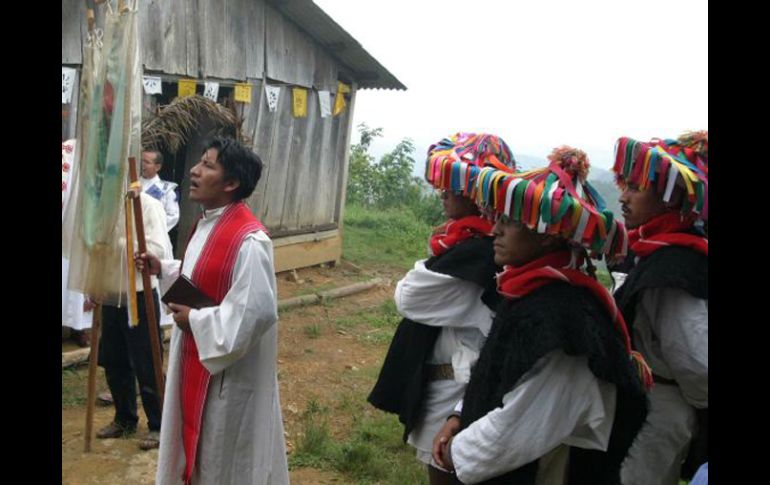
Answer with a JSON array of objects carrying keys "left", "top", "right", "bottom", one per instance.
[{"left": 314, "top": 0, "right": 708, "bottom": 173}]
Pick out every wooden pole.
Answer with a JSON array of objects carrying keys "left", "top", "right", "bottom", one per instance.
[
  {"left": 128, "top": 157, "right": 166, "bottom": 410},
  {"left": 84, "top": 304, "right": 102, "bottom": 452},
  {"left": 85, "top": 0, "right": 95, "bottom": 33}
]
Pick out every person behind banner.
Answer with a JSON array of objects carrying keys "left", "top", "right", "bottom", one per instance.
[
  {"left": 95, "top": 190, "right": 170, "bottom": 451},
  {"left": 137, "top": 137, "right": 288, "bottom": 484},
  {"left": 432, "top": 146, "right": 651, "bottom": 484},
  {"left": 62, "top": 138, "right": 94, "bottom": 347},
  {"left": 612, "top": 132, "right": 708, "bottom": 485},
  {"left": 140, "top": 149, "right": 180, "bottom": 231},
  {"left": 368, "top": 133, "right": 515, "bottom": 485},
  {"left": 139, "top": 149, "right": 177, "bottom": 339}
]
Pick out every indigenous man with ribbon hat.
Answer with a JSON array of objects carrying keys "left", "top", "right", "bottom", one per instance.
[
  {"left": 432, "top": 146, "right": 652, "bottom": 484},
  {"left": 612, "top": 132, "right": 708, "bottom": 485},
  {"left": 137, "top": 137, "right": 288, "bottom": 485},
  {"left": 368, "top": 133, "right": 515, "bottom": 484}
]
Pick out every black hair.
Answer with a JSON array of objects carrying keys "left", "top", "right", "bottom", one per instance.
[{"left": 203, "top": 137, "right": 263, "bottom": 201}]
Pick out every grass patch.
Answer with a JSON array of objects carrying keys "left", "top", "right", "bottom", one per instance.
[
  {"left": 343, "top": 204, "right": 433, "bottom": 272},
  {"left": 335, "top": 300, "right": 400, "bottom": 331},
  {"left": 62, "top": 366, "right": 109, "bottom": 409},
  {"left": 332, "top": 299, "right": 401, "bottom": 345},
  {"left": 62, "top": 367, "right": 88, "bottom": 408},
  {"left": 290, "top": 400, "right": 427, "bottom": 485},
  {"left": 61, "top": 364, "right": 108, "bottom": 409},
  {"left": 303, "top": 323, "right": 322, "bottom": 339},
  {"left": 304, "top": 282, "right": 338, "bottom": 295}
]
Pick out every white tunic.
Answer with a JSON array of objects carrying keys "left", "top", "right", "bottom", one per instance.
[
  {"left": 620, "top": 287, "right": 708, "bottom": 485},
  {"left": 155, "top": 205, "right": 288, "bottom": 485},
  {"left": 61, "top": 139, "right": 92, "bottom": 330},
  {"left": 141, "top": 175, "right": 180, "bottom": 230},
  {"left": 394, "top": 259, "right": 494, "bottom": 468},
  {"left": 61, "top": 257, "right": 92, "bottom": 330},
  {"left": 451, "top": 350, "right": 617, "bottom": 485}
]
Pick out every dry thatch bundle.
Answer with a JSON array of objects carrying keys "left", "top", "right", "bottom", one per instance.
[{"left": 141, "top": 95, "right": 244, "bottom": 154}]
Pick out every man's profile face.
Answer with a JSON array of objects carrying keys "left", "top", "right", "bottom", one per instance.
[
  {"left": 492, "top": 217, "right": 554, "bottom": 267},
  {"left": 141, "top": 151, "right": 161, "bottom": 179},
  {"left": 618, "top": 184, "right": 668, "bottom": 229},
  {"left": 441, "top": 191, "right": 479, "bottom": 220},
  {"left": 189, "top": 148, "right": 231, "bottom": 209}
]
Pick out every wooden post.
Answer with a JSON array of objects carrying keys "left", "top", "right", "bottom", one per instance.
[
  {"left": 84, "top": 304, "right": 102, "bottom": 452},
  {"left": 333, "top": 82, "right": 358, "bottom": 265},
  {"left": 128, "top": 157, "right": 166, "bottom": 410},
  {"left": 85, "top": 0, "right": 96, "bottom": 33}
]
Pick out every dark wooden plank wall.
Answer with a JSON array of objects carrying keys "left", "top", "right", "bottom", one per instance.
[
  {"left": 62, "top": 0, "right": 85, "bottom": 65},
  {"left": 140, "top": 0, "right": 196, "bottom": 77}
]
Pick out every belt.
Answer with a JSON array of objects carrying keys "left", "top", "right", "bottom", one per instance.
[{"left": 426, "top": 364, "right": 454, "bottom": 381}]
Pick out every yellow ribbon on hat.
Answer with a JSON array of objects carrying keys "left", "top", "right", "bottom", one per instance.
[{"left": 654, "top": 146, "right": 698, "bottom": 201}]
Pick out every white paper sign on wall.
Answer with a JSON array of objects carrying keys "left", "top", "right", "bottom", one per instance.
[
  {"left": 142, "top": 76, "right": 162, "bottom": 95},
  {"left": 204, "top": 82, "right": 220, "bottom": 102},
  {"left": 318, "top": 90, "right": 332, "bottom": 118},
  {"left": 265, "top": 84, "right": 281, "bottom": 112}
]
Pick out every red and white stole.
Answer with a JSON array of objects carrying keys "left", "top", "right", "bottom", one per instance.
[{"left": 180, "top": 202, "right": 266, "bottom": 484}]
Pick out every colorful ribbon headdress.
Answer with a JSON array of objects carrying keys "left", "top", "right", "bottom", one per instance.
[
  {"left": 613, "top": 130, "right": 708, "bottom": 221},
  {"left": 475, "top": 145, "right": 628, "bottom": 259},
  {"left": 425, "top": 132, "right": 516, "bottom": 197}
]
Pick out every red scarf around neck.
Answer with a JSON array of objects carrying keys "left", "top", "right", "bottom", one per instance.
[
  {"left": 496, "top": 250, "right": 653, "bottom": 390},
  {"left": 429, "top": 215, "right": 493, "bottom": 256},
  {"left": 180, "top": 202, "right": 266, "bottom": 484},
  {"left": 628, "top": 212, "right": 708, "bottom": 258}
]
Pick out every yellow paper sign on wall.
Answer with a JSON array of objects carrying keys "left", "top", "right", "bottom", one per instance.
[
  {"left": 234, "top": 83, "right": 252, "bottom": 103},
  {"left": 333, "top": 81, "right": 351, "bottom": 116},
  {"left": 178, "top": 79, "right": 197, "bottom": 98},
  {"left": 292, "top": 87, "right": 308, "bottom": 118}
]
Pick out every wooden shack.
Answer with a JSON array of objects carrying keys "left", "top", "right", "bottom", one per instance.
[{"left": 62, "top": 0, "right": 405, "bottom": 271}]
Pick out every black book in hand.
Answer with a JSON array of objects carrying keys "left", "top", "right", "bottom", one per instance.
[{"left": 161, "top": 275, "right": 216, "bottom": 309}]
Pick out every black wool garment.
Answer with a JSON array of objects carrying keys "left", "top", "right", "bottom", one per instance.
[
  {"left": 459, "top": 282, "right": 649, "bottom": 485},
  {"left": 614, "top": 244, "right": 708, "bottom": 335},
  {"left": 367, "top": 236, "right": 500, "bottom": 441},
  {"left": 613, "top": 243, "right": 708, "bottom": 481}
]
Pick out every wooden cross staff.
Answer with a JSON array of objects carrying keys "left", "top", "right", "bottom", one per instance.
[
  {"left": 127, "top": 156, "right": 166, "bottom": 411},
  {"left": 84, "top": 157, "right": 167, "bottom": 452},
  {"left": 84, "top": 304, "right": 101, "bottom": 453}
]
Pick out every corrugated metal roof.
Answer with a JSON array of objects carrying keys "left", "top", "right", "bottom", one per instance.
[{"left": 267, "top": 0, "right": 407, "bottom": 91}]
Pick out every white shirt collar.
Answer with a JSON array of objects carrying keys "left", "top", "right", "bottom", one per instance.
[
  {"left": 202, "top": 204, "right": 230, "bottom": 221},
  {"left": 140, "top": 175, "right": 161, "bottom": 186}
]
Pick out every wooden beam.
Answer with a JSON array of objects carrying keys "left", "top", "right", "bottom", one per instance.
[
  {"left": 273, "top": 233, "right": 341, "bottom": 273},
  {"left": 334, "top": 82, "right": 357, "bottom": 241},
  {"left": 272, "top": 229, "right": 338, "bottom": 248}
]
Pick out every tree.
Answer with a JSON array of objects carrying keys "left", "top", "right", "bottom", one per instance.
[
  {"left": 345, "top": 123, "right": 444, "bottom": 225},
  {"left": 346, "top": 123, "right": 382, "bottom": 206}
]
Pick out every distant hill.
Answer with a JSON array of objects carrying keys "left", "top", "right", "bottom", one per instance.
[{"left": 513, "top": 154, "right": 546, "bottom": 171}]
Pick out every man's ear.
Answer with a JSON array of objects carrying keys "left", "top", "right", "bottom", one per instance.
[
  {"left": 223, "top": 178, "right": 241, "bottom": 195},
  {"left": 541, "top": 234, "right": 565, "bottom": 252}
]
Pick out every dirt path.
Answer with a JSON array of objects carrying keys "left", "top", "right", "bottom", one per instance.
[{"left": 62, "top": 264, "right": 399, "bottom": 484}]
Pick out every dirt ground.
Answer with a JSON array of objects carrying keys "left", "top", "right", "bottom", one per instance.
[{"left": 61, "top": 263, "right": 400, "bottom": 484}]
